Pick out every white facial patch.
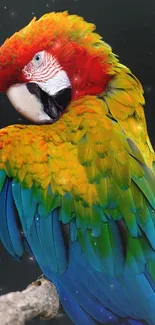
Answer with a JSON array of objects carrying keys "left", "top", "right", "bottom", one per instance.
[
  {"left": 36, "top": 70, "right": 71, "bottom": 96},
  {"left": 22, "top": 50, "right": 71, "bottom": 96}
]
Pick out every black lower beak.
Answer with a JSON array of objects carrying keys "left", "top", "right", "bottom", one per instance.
[{"left": 26, "top": 83, "right": 72, "bottom": 121}]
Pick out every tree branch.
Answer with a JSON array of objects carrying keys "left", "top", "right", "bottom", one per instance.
[{"left": 0, "top": 279, "right": 60, "bottom": 325}]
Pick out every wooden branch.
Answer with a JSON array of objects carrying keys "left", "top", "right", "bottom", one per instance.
[{"left": 0, "top": 279, "right": 60, "bottom": 325}]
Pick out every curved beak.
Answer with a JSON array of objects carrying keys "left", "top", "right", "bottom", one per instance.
[{"left": 6, "top": 83, "right": 52, "bottom": 124}]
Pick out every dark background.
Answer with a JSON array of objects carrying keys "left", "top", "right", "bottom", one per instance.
[{"left": 0, "top": 0, "right": 155, "bottom": 324}]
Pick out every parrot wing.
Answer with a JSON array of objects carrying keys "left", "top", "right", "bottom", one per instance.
[
  {"left": 102, "top": 63, "right": 155, "bottom": 169},
  {"left": 0, "top": 90, "right": 155, "bottom": 324}
]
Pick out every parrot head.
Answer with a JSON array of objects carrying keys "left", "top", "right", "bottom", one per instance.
[{"left": 0, "top": 11, "right": 117, "bottom": 124}]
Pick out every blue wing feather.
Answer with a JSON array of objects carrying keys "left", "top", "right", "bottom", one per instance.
[
  {"left": 21, "top": 187, "right": 37, "bottom": 232},
  {"left": 0, "top": 178, "right": 23, "bottom": 258},
  {"left": 56, "top": 240, "right": 149, "bottom": 325},
  {"left": 12, "top": 180, "right": 67, "bottom": 275},
  {"left": 57, "top": 282, "right": 97, "bottom": 325},
  {"left": 35, "top": 209, "right": 67, "bottom": 274},
  {"left": 6, "top": 181, "right": 23, "bottom": 257},
  {"left": 0, "top": 177, "right": 154, "bottom": 325}
]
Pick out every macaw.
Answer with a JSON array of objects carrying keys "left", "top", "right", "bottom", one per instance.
[{"left": 0, "top": 11, "right": 155, "bottom": 325}]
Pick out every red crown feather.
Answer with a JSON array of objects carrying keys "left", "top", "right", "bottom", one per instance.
[{"left": 0, "top": 11, "right": 118, "bottom": 94}]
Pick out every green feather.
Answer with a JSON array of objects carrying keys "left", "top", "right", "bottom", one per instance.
[
  {"left": 0, "top": 170, "right": 6, "bottom": 192},
  {"left": 95, "top": 177, "right": 108, "bottom": 207},
  {"left": 78, "top": 135, "right": 96, "bottom": 166},
  {"left": 147, "top": 260, "right": 155, "bottom": 283},
  {"left": 132, "top": 176, "right": 155, "bottom": 209},
  {"left": 59, "top": 192, "right": 73, "bottom": 223}
]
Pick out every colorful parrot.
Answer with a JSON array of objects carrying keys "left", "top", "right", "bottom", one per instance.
[{"left": 0, "top": 11, "right": 155, "bottom": 325}]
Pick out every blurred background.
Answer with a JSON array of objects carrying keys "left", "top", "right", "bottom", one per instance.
[{"left": 0, "top": 0, "right": 155, "bottom": 324}]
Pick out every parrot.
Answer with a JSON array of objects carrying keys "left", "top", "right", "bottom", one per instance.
[{"left": 0, "top": 11, "right": 155, "bottom": 325}]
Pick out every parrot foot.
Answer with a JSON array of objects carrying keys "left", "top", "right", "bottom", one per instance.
[
  {"left": 37, "top": 273, "right": 47, "bottom": 281},
  {"left": 27, "top": 274, "right": 47, "bottom": 289},
  {"left": 28, "top": 275, "right": 64, "bottom": 319}
]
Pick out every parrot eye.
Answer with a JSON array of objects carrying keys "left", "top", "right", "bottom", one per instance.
[{"left": 33, "top": 51, "right": 44, "bottom": 66}]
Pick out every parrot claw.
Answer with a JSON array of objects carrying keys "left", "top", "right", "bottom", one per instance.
[
  {"left": 27, "top": 274, "right": 47, "bottom": 289},
  {"left": 37, "top": 273, "right": 47, "bottom": 281}
]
